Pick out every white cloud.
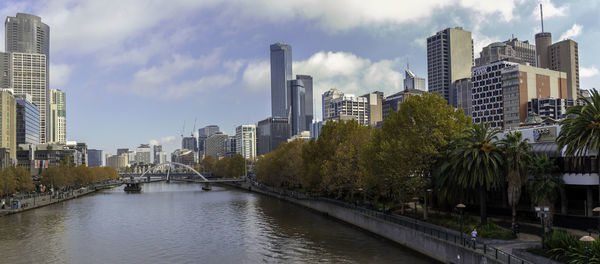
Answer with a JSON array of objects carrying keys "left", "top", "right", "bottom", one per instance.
[
  {"left": 559, "top": 24, "right": 583, "bottom": 40},
  {"left": 473, "top": 33, "right": 501, "bottom": 58},
  {"left": 531, "top": 0, "right": 569, "bottom": 20},
  {"left": 242, "top": 60, "right": 270, "bottom": 92},
  {"left": 581, "top": 66, "right": 599, "bottom": 78},
  {"left": 49, "top": 63, "right": 72, "bottom": 88},
  {"left": 149, "top": 136, "right": 176, "bottom": 147}
]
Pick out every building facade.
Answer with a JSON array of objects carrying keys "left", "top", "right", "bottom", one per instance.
[
  {"left": 0, "top": 90, "right": 16, "bottom": 160},
  {"left": 296, "top": 75, "right": 313, "bottom": 131},
  {"left": 527, "top": 97, "right": 575, "bottom": 120},
  {"left": 322, "top": 88, "right": 344, "bottom": 121},
  {"left": 323, "top": 93, "right": 369, "bottom": 125},
  {"left": 205, "top": 132, "right": 228, "bottom": 159},
  {"left": 381, "top": 89, "right": 425, "bottom": 120},
  {"left": 361, "top": 91, "right": 384, "bottom": 125},
  {"left": 270, "top": 43, "right": 292, "bottom": 118},
  {"left": 15, "top": 93, "right": 39, "bottom": 145},
  {"left": 49, "top": 89, "right": 66, "bottom": 144},
  {"left": 256, "top": 117, "right": 289, "bottom": 156},
  {"left": 453, "top": 78, "right": 473, "bottom": 117},
  {"left": 475, "top": 38, "right": 536, "bottom": 67},
  {"left": 236, "top": 124, "right": 256, "bottom": 160},
  {"left": 87, "top": 149, "right": 102, "bottom": 167},
  {"left": 427, "top": 27, "right": 474, "bottom": 106},
  {"left": 404, "top": 66, "right": 426, "bottom": 91},
  {"left": 288, "top": 79, "right": 305, "bottom": 136},
  {"left": 11, "top": 52, "right": 47, "bottom": 143},
  {"left": 536, "top": 32, "right": 579, "bottom": 99},
  {"left": 135, "top": 144, "right": 151, "bottom": 164}
]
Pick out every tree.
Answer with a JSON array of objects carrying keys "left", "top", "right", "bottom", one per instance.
[
  {"left": 442, "top": 123, "right": 504, "bottom": 224},
  {"left": 498, "top": 131, "right": 531, "bottom": 227},
  {"left": 202, "top": 156, "right": 216, "bottom": 174},
  {"left": 12, "top": 166, "right": 34, "bottom": 193},
  {"left": 527, "top": 154, "right": 562, "bottom": 230},
  {"left": 227, "top": 154, "right": 245, "bottom": 178}
]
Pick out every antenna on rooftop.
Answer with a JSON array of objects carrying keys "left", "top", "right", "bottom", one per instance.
[{"left": 540, "top": 3, "right": 544, "bottom": 32}]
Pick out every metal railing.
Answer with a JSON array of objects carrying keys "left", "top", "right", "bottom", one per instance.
[{"left": 250, "top": 181, "right": 532, "bottom": 264}]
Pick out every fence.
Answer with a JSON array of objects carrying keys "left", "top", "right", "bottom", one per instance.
[{"left": 250, "top": 181, "right": 533, "bottom": 264}]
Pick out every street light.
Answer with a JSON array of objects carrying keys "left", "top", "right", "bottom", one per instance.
[
  {"left": 580, "top": 235, "right": 595, "bottom": 264},
  {"left": 456, "top": 203, "right": 466, "bottom": 246},
  {"left": 593, "top": 207, "right": 600, "bottom": 239},
  {"left": 412, "top": 197, "right": 419, "bottom": 218},
  {"left": 535, "top": 206, "right": 550, "bottom": 247}
]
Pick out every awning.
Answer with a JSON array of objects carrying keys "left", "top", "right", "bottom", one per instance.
[{"left": 531, "top": 142, "right": 561, "bottom": 157}]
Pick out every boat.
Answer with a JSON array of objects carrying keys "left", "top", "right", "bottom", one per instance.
[{"left": 124, "top": 182, "right": 142, "bottom": 193}]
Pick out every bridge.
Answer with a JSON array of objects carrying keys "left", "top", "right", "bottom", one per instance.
[{"left": 120, "top": 162, "right": 245, "bottom": 190}]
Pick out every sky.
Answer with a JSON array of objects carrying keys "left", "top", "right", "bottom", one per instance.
[{"left": 0, "top": 0, "right": 598, "bottom": 156}]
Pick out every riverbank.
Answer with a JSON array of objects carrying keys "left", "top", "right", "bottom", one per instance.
[
  {"left": 227, "top": 180, "right": 538, "bottom": 264},
  {"left": 0, "top": 182, "right": 121, "bottom": 217}
]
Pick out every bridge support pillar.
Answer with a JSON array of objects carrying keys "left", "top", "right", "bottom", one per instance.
[{"left": 202, "top": 182, "right": 211, "bottom": 191}]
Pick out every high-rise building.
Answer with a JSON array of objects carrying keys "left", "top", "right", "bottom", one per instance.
[
  {"left": 0, "top": 89, "right": 16, "bottom": 160},
  {"left": 310, "top": 120, "right": 325, "bottom": 140},
  {"left": 6, "top": 13, "right": 50, "bottom": 143},
  {"left": 87, "top": 149, "right": 103, "bottom": 167},
  {"left": 322, "top": 88, "right": 344, "bottom": 120},
  {"left": 323, "top": 92, "right": 369, "bottom": 126},
  {"left": 270, "top": 43, "right": 292, "bottom": 118},
  {"left": 296, "top": 75, "right": 313, "bottom": 131},
  {"left": 198, "top": 125, "right": 220, "bottom": 137},
  {"left": 236, "top": 124, "right": 256, "bottom": 160},
  {"left": 153, "top": 145, "right": 162, "bottom": 164},
  {"left": 453, "top": 78, "right": 473, "bottom": 117},
  {"left": 135, "top": 144, "right": 151, "bottom": 164},
  {"left": 404, "top": 65, "right": 426, "bottom": 91},
  {"left": 427, "top": 27, "right": 474, "bottom": 106},
  {"left": 503, "top": 37, "right": 536, "bottom": 65},
  {"left": 106, "top": 153, "right": 128, "bottom": 170},
  {"left": 11, "top": 52, "right": 47, "bottom": 142},
  {"left": 182, "top": 136, "right": 197, "bottom": 152},
  {"left": 49, "top": 89, "right": 66, "bottom": 144},
  {"left": 205, "top": 132, "right": 228, "bottom": 159},
  {"left": 225, "top": 136, "right": 237, "bottom": 157},
  {"left": 0, "top": 52, "right": 10, "bottom": 88},
  {"left": 14, "top": 93, "right": 39, "bottom": 145},
  {"left": 476, "top": 40, "right": 536, "bottom": 67},
  {"left": 256, "top": 117, "right": 289, "bottom": 156},
  {"left": 527, "top": 97, "right": 575, "bottom": 120},
  {"left": 288, "top": 79, "right": 306, "bottom": 136},
  {"left": 361, "top": 91, "right": 384, "bottom": 125},
  {"left": 117, "top": 148, "right": 129, "bottom": 156},
  {"left": 381, "top": 89, "right": 425, "bottom": 120}
]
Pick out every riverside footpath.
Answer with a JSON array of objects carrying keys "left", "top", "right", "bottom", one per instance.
[
  {"left": 230, "top": 179, "right": 540, "bottom": 264},
  {"left": 0, "top": 181, "right": 121, "bottom": 217}
]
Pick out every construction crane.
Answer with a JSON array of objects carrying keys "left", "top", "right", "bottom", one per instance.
[
  {"left": 180, "top": 121, "right": 186, "bottom": 141},
  {"left": 191, "top": 117, "right": 197, "bottom": 137}
]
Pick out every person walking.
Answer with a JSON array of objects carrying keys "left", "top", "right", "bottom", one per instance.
[{"left": 471, "top": 228, "right": 478, "bottom": 249}]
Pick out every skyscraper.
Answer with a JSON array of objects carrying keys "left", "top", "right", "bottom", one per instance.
[
  {"left": 360, "top": 91, "right": 384, "bottom": 125},
  {"left": 270, "top": 43, "right": 292, "bottom": 118},
  {"left": 0, "top": 89, "right": 16, "bottom": 160},
  {"left": 153, "top": 145, "right": 162, "bottom": 164},
  {"left": 49, "top": 89, "right": 66, "bottom": 144},
  {"left": 15, "top": 93, "right": 40, "bottom": 145},
  {"left": 403, "top": 65, "right": 426, "bottom": 91},
  {"left": 288, "top": 79, "right": 305, "bottom": 136},
  {"left": 235, "top": 124, "right": 256, "bottom": 159},
  {"left": 87, "top": 149, "right": 103, "bottom": 167},
  {"left": 322, "top": 88, "right": 344, "bottom": 121},
  {"left": 6, "top": 13, "right": 50, "bottom": 143},
  {"left": 427, "top": 27, "right": 473, "bottom": 106},
  {"left": 296, "top": 75, "right": 313, "bottom": 131},
  {"left": 256, "top": 117, "right": 289, "bottom": 156}
]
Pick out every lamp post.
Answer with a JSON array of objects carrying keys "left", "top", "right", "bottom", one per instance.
[
  {"left": 456, "top": 203, "right": 466, "bottom": 246},
  {"left": 580, "top": 235, "right": 595, "bottom": 264},
  {"left": 412, "top": 197, "right": 419, "bottom": 219},
  {"left": 535, "top": 206, "right": 550, "bottom": 247},
  {"left": 593, "top": 207, "right": 600, "bottom": 239}
]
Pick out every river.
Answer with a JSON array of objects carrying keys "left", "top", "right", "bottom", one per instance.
[{"left": 0, "top": 182, "right": 435, "bottom": 263}]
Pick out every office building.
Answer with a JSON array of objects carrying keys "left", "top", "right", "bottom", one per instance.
[
  {"left": 182, "top": 136, "right": 197, "bottom": 152},
  {"left": 453, "top": 78, "right": 473, "bottom": 117},
  {"left": 135, "top": 144, "right": 151, "bottom": 164},
  {"left": 361, "top": 91, "right": 384, "bottom": 125},
  {"left": 503, "top": 37, "right": 536, "bottom": 65},
  {"left": 236, "top": 124, "right": 256, "bottom": 160},
  {"left": 256, "top": 117, "right": 289, "bottom": 156},
  {"left": 322, "top": 88, "right": 344, "bottom": 120},
  {"left": 527, "top": 97, "right": 575, "bottom": 120},
  {"left": 5, "top": 13, "right": 50, "bottom": 58},
  {"left": 475, "top": 38, "right": 536, "bottom": 67},
  {"left": 87, "top": 149, "right": 102, "bottom": 167},
  {"left": 0, "top": 90, "right": 16, "bottom": 160},
  {"left": 0, "top": 52, "right": 10, "bottom": 88},
  {"left": 310, "top": 120, "right": 325, "bottom": 140},
  {"left": 106, "top": 153, "right": 128, "bottom": 170},
  {"left": 381, "top": 89, "right": 425, "bottom": 120},
  {"left": 427, "top": 27, "right": 474, "bottom": 106},
  {"left": 153, "top": 145, "right": 162, "bottom": 163},
  {"left": 117, "top": 148, "right": 129, "bottom": 156},
  {"left": 404, "top": 66, "right": 426, "bottom": 91},
  {"left": 323, "top": 92, "right": 369, "bottom": 125},
  {"left": 49, "top": 89, "right": 66, "bottom": 144},
  {"left": 225, "top": 136, "right": 237, "bottom": 157},
  {"left": 171, "top": 149, "right": 194, "bottom": 166},
  {"left": 288, "top": 79, "right": 305, "bottom": 136},
  {"left": 15, "top": 93, "right": 39, "bottom": 145},
  {"left": 205, "top": 132, "right": 228, "bottom": 159},
  {"left": 270, "top": 43, "right": 293, "bottom": 118},
  {"left": 297, "top": 75, "right": 313, "bottom": 130},
  {"left": 198, "top": 125, "right": 219, "bottom": 159}
]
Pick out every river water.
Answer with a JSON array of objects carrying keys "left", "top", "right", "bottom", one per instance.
[{"left": 0, "top": 182, "right": 435, "bottom": 263}]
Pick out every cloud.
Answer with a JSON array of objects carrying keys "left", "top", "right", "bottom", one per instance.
[
  {"left": 559, "top": 24, "right": 583, "bottom": 40},
  {"left": 581, "top": 66, "right": 599, "bottom": 78},
  {"left": 242, "top": 60, "right": 270, "bottom": 92},
  {"left": 149, "top": 136, "right": 176, "bottom": 147},
  {"left": 49, "top": 63, "right": 72, "bottom": 88},
  {"left": 531, "top": 0, "right": 569, "bottom": 20}
]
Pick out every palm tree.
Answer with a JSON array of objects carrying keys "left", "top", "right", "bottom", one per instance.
[
  {"left": 499, "top": 131, "right": 531, "bottom": 228},
  {"left": 527, "top": 154, "right": 562, "bottom": 230},
  {"left": 445, "top": 123, "right": 504, "bottom": 224}
]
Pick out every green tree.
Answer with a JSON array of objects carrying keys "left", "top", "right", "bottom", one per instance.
[
  {"left": 527, "top": 155, "right": 562, "bottom": 214},
  {"left": 0, "top": 168, "right": 16, "bottom": 196},
  {"left": 498, "top": 131, "right": 531, "bottom": 227},
  {"left": 12, "top": 166, "right": 34, "bottom": 193},
  {"left": 202, "top": 156, "right": 216, "bottom": 174},
  {"left": 442, "top": 123, "right": 504, "bottom": 224},
  {"left": 227, "top": 154, "right": 245, "bottom": 178},
  {"left": 213, "top": 158, "right": 228, "bottom": 178}
]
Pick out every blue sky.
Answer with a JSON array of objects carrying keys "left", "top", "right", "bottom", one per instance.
[{"left": 0, "top": 0, "right": 598, "bottom": 156}]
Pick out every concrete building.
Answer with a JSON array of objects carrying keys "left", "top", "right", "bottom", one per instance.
[
  {"left": 205, "top": 132, "right": 228, "bottom": 159},
  {"left": 381, "top": 89, "right": 425, "bottom": 120},
  {"left": 427, "top": 27, "right": 474, "bottom": 106},
  {"left": 470, "top": 61, "right": 567, "bottom": 128},
  {"left": 87, "top": 149, "right": 102, "bottom": 167},
  {"left": 535, "top": 31, "right": 579, "bottom": 99},
  {"left": 257, "top": 117, "right": 289, "bottom": 156},
  {"left": 527, "top": 97, "right": 575, "bottom": 120},
  {"left": 361, "top": 92, "right": 384, "bottom": 125},
  {"left": 475, "top": 38, "right": 536, "bottom": 67},
  {"left": 0, "top": 52, "right": 11, "bottom": 88},
  {"left": 171, "top": 149, "right": 194, "bottom": 166},
  {"left": 5, "top": 13, "right": 50, "bottom": 59},
  {"left": 404, "top": 66, "right": 426, "bottom": 92},
  {"left": 322, "top": 88, "right": 344, "bottom": 121},
  {"left": 453, "top": 78, "right": 473, "bottom": 117},
  {"left": 49, "top": 89, "right": 66, "bottom": 144},
  {"left": 15, "top": 93, "right": 39, "bottom": 145},
  {"left": 135, "top": 144, "right": 151, "bottom": 164},
  {"left": 504, "top": 37, "right": 536, "bottom": 65},
  {"left": 198, "top": 125, "right": 219, "bottom": 159},
  {"left": 288, "top": 131, "right": 310, "bottom": 142},
  {"left": 236, "top": 124, "right": 256, "bottom": 160},
  {"left": 106, "top": 153, "right": 128, "bottom": 171},
  {"left": 225, "top": 136, "right": 237, "bottom": 157},
  {"left": 182, "top": 136, "right": 197, "bottom": 152},
  {"left": 11, "top": 52, "right": 47, "bottom": 143},
  {"left": 288, "top": 79, "right": 305, "bottom": 136},
  {"left": 153, "top": 145, "right": 162, "bottom": 164},
  {"left": 296, "top": 75, "right": 313, "bottom": 131},
  {"left": 323, "top": 91, "right": 369, "bottom": 126},
  {"left": 270, "top": 43, "right": 293, "bottom": 118},
  {"left": 0, "top": 89, "right": 16, "bottom": 160},
  {"left": 127, "top": 150, "right": 136, "bottom": 165}
]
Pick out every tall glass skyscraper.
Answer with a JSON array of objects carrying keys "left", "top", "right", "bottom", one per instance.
[
  {"left": 296, "top": 74, "right": 313, "bottom": 131},
  {"left": 15, "top": 93, "right": 40, "bottom": 145},
  {"left": 270, "top": 43, "right": 292, "bottom": 118},
  {"left": 288, "top": 79, "right": 305, "bottom": 136}
]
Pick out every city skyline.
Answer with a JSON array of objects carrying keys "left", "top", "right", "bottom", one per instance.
[{"left": 0, "top": 0, "right": 598, "bottom": 155}]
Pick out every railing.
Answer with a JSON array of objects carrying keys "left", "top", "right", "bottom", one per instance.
[{"left": 250, "top": 181, "right": 532, "bottom": 264}]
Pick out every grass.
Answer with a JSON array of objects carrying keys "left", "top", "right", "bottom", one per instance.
[{"left": 426, "top": 213, "right": 517, "bottom": 240}]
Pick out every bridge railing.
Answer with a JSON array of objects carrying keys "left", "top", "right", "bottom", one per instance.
[{"left": 249, "top": 180, "right": 532, "bottom": 264}]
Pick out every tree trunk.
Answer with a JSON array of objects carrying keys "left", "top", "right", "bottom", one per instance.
[{"left": 480, "top": 186, "right": 487, "bottom": 225}]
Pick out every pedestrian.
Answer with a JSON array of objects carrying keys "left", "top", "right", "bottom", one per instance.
[{"left": 471, "top": 228, "right": 478, "bottom": 249}]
